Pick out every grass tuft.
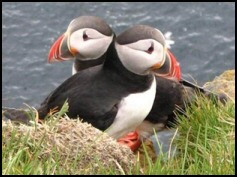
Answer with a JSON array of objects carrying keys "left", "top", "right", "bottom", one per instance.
[{"left": 153, "top": 94, "right": 235, "bottom": 175}]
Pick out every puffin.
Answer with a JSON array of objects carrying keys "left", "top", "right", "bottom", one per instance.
[
  {"left": 48, "top": 21, "right": 226, "bottom": 151},
  {"left": 48, "top": 16, "right": 114, "bottom": 74},
  {"left": 36, "top": 24, "right": 171, "bottom": 147},
  {"left": 3, "top": 22, "right": 225, "bottom": 152}
]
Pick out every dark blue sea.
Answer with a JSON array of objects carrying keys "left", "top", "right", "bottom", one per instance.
[{"left": 2, "top": 2, "right": 235, "bottom": 108}]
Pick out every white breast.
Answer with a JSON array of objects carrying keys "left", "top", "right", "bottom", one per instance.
[{"left": 105, "top": 76, "right": 156, "bottom": 140}]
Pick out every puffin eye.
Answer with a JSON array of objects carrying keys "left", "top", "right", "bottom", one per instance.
[
  {"left": 147, "top": 46, "right": 154, "bottom": 54},
  {"left": 147, "top": 43, "right": 154, "bottom": 54},
  {"left": 83, "top": 31, "right": 89, "bottom": 41}
]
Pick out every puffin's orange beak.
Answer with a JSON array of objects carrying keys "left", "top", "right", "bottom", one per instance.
[
  {"left": 48, "top": 33, "right": 77, "bottom": 63},
  {"left": 48, "top": 34, "right": 65, "bottom": 63},
  {"left": 167, "top": 50, "right": 182, "bottom": 81},
  {"left": 151, "top": 49, "right": 182, "bottom": 81}
]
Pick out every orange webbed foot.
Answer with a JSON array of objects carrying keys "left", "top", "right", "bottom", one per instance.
[{"left": 117, "top": 131, "right": 142, "bottom": 152}]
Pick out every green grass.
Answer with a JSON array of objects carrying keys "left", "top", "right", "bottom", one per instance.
[
  {"left": 139, "top": 94, "right": 235, "bottom": 175},
  {"left": 2, "top": 95, "right": 235, "bottom": 175}
]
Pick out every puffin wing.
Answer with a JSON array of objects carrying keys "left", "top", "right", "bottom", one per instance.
[
  {"left": 38, "top": 65, "right": 127, "bottom": 131},
  {"left": 145, "top": 76, "right": 184, "bottom": 123}
]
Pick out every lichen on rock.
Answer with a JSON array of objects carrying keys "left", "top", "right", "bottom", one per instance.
[{"left": 203, "top": 70, "right": 235, "bottom": 100}]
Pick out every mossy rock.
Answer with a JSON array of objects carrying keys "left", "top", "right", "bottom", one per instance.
[{"left": 203, "top": 70, "right": 235, "bottom": 100}]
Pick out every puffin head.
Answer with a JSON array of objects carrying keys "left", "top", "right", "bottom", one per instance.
[
  {"left": 115, "top": 25, "right": 167, "bottom": 76},
  {"left": 48, "top": 16, "right": 114, "bottom": 63}
]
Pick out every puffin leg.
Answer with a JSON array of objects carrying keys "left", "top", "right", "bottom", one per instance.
[{"left": 117, "top": 131, "right": 142, "bottom": 152}]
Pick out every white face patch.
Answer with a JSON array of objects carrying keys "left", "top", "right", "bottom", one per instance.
[
  {"left": 115, "top": 39, "right": 166, "bottom": 75},
  {"left": 105, "top": 76, "right": 156, "bottom": 140},
  {"left": 69, "top": 28, "right": 113, "bottom": 60}
]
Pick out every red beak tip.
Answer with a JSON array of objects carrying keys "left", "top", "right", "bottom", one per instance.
[{"left": 48, "top": 33, "right": 65, "bottom": 64}]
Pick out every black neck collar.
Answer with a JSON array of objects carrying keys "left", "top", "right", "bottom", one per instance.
[{"left": 103, "top": 40, "right": 154, "bottom": 91}]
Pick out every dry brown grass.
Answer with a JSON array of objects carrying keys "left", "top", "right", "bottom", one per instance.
[{"left": 2, "top": 117, "right": 136, "bottom": 174}]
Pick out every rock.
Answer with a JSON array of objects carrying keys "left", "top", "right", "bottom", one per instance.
[
  {"left": 136, "top": 128, "right": 179, "bottom": 169},
  {"left": 203, "top": 70, "right": 235, "bottom": 100}
]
